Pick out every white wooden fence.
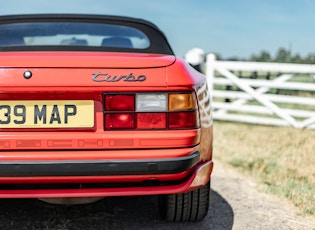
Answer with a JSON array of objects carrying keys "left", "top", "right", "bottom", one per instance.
[{"left": 205, "top": 53, "right": 315, "bottom": 129}]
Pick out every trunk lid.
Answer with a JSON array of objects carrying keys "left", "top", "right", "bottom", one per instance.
[
  {"left": 0, "top": 52, "right": 175, "bottom": 88},
  {"left": 0, "top": 51, "right": 176, "bottom": 68}
]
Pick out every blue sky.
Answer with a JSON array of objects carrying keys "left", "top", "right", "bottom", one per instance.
[{"left": 1, "top": 0, "right": 315, "bottom": 58}]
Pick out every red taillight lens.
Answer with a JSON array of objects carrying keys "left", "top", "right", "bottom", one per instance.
[
  {"left": 137, "top": 113, "right": 166, "bottom": 129},
  {"left": 168, "top": 111, "right": 199, "bottom": 129},
  {"left": 105, "top": 95, "right": 135, "bottom": 111},
  {"left": 105, "top": 113, "right": 135, "bottom": 130}
]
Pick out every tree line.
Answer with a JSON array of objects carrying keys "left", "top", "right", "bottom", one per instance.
[{"left": 218, "top": 47, "right": 315, "bottom": 64}]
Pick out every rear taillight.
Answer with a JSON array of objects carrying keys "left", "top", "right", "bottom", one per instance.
[
  {"left": 137, "top": 113, "right": 166, "bottom": 129},
  {"left": 169, "top": 111, "right": 199, "bottom": 129},
  {"left": 105, "top": 94, "right": 135, "bottom": 111},
  {"left": 104, "top": 92, "right": 199, "bottom": 130},
  {"left": 105, "top": 113, "right": 135, "bottom": 130}
]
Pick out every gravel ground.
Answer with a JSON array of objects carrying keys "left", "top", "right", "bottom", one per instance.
[
  {"left": 211, "top": 161, "right": 315, "bottom": 230},
  {"left": 0, "top": 161, "right": 314, "bottom": 230}
]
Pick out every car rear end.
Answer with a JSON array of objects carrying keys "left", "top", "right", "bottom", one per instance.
[{"left": 0, "top": 14, "right": 213, "bottom": 221}]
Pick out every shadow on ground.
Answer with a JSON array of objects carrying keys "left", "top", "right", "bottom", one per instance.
[{"left": 0, "top": 189, "right": 233, "bottom": 230}]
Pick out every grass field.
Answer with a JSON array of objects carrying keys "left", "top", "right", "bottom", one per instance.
[{"left": 213, "top": 121, "right": 315, "bottom": 215}]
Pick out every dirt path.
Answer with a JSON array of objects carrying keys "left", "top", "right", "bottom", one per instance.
[
  {"left": 212, "top": 160, "right": 315, "bottom": 230},
  {"left": 0, "top": 161, "right": 314, "bottom": 229}
]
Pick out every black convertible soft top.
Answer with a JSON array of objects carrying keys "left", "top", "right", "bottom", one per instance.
[{"left": 0, "top": 14, "right": 174, "bottom": 54}]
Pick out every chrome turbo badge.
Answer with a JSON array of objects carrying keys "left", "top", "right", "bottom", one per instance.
[{"left": 92, "top": 72, "right": 146, "bottom": 82}]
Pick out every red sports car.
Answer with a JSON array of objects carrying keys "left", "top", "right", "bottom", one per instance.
[{"left": 0, "top": 14, "right": 213, "bottom": 222}]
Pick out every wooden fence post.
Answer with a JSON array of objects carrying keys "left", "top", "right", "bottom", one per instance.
[{"left": 206, "top": 53, "right": 216, "bottom": 103}]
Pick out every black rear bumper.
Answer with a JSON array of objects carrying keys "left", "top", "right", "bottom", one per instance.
[{"left": 0, "top": 152, "right": 200, "bottom": 177}]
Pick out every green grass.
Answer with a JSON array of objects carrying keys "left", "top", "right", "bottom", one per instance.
[{"left": 213, "top": 121, "right": 315, "bottom": 215}]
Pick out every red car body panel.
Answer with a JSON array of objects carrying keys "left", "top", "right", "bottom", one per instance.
[{"left": 0, "top": 15, "right": 213, "bottom": 200}]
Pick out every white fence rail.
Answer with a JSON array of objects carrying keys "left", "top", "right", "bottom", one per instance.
[{"left": 205, "top": 53, "right": 315, "bottom": 129}]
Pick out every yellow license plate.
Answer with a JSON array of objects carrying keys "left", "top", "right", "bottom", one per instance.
[{"left": 0, "top": 100, "right": 94, "bottom": 128}]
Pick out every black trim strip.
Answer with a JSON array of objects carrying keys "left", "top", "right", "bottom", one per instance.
[{"left": 0, "top": 152, "right": 200, "bottom": 177}]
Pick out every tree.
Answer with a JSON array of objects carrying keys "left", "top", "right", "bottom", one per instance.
[
  {"left": 274, "top": 47, "right": 291, "bottom": 63},
  {"left": 304, "top": 53, "right": 315, "bottom": 64},
  {"left": 291, "top": 54, "right": 303, "bottom": 63},
  {"left": 250, "top": 50, "right": 272, "bottom": 62},
  {"left": 258, "top": 50, "right": 272, "bottom": 62}
]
